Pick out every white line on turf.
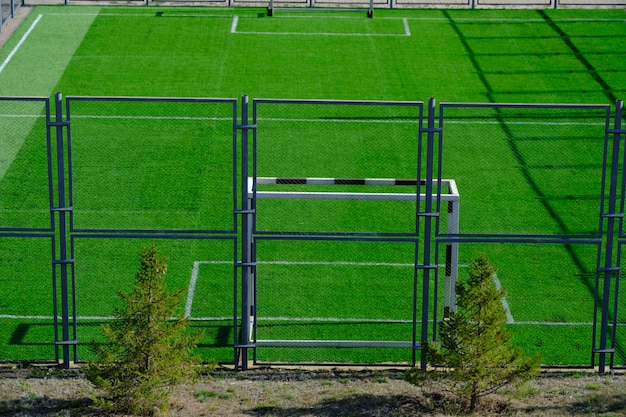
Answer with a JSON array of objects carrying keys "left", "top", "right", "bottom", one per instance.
[
  {"left": 403, "top": 18, "right": 411, "bottom": 36},
  {"left": 231, "top": 16, "right": 239, "bottom": 33},
  {"left": 492, "top": 272, "right": 515, "bottom": 324},
  {"left": 231, "top": 16, "right": 410, "bottom": 37},
  {"left": 0, "top": 315, "right": 116, "bottom": 320},
  {"left": 185, "top": 261, "right": 201, "bottom": 318},
  {"left": 194, "top": 260, "right": 422, "bottom": 267},
  {"left": 233, "top": 30, "right": 410, "bottom": 37},
  {"left": 0, "top": 14, "right": 43, "bottom": 74},
  {"left": 0, "top": 264, "right": 568, "bottom": 328},
  {"left": 70, "top": 115, "right": 231, "bottom": 121}
]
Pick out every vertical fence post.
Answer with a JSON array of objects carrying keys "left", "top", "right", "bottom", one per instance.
[
  {"left": 237, "top": 95, "right": 255, "bottom": 370},
  {"left": 595, "top": 100, "right": 622, "bottom": 373},
  {"left": 610, "top": 100, "right": 626, "bottom": 368},
  {"left": 418, "top": 98, "right": 437, "bottom": 371},
  {"left": 51, "top": 93, "right": 74, "bottom": 369},
  {"left": 603, "top": 100, "right": 624, "bottom": 372},
  {"left": 610, "top": 100, "right": 623, "bottom": 370}
]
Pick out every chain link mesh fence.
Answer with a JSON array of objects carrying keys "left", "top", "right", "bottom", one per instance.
[
  {"left": 0, "top": 99, "right": 51, "bottom": 231},
  {"left": 438, "top": 103, "right": 610, "bottom": 236},
  {"left": 435, "top": 103, "right": 618, "bottom": 367},
  {"left": 72, "top": 238, "right": 236, "bottom": 363},
  {"left": 0, "top": 98, "right": 53, "bottom": 361},
  {"left": 0, "top": 96, "right": 624, "bottom": 368},
  {"left": 66, "top": 97, "right": 236, "bottom": 232},
  {"left": 250, "top": 99, "right": 423, "bottom": 363},
  {"left": 65, "top": 97, "right": 238, "bottom": 363}
]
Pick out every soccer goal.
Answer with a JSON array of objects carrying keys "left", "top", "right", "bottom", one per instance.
[
  {"left": 267, "top": 0, "right": 375, "bottom": 18},
  {"left": 243, "top": 177, "right": 460, "bottom": 347}
]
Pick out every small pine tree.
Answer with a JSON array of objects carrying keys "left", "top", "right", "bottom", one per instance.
[
  {"left": 408, "top": 254, "right": 541, "bottom": 412},
  {"left": 85, "top": 243, "right": 198, "bottom": 416}
]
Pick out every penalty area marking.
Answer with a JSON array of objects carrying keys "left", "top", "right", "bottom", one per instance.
[
  {"left": 230, "top": 15, "right": 410, "bottom": 37},
  {"left": 492, "top": 272, "right": 515, "bottom": 324},
  {"left": 184, "top": 260, "right": 514, "bottom": 322}
]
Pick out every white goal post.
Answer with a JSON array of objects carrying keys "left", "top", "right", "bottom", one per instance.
[{"left": 246, "top": 177, "right": 460, "bottom": 315}]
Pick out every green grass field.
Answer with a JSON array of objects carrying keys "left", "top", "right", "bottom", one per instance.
[{"left": 1, "top": 5, "right": 625, "bottom": 367}]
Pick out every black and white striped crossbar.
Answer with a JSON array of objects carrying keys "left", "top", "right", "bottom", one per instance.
[
  {"left": 249, "top": 177, "right": 459, "bottom": 201},
  {"left": 256, "top": 177, "right": 424, "bottom": 186}
]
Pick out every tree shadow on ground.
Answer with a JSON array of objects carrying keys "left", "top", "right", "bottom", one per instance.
[
  {"left": 245, "top": 393, "right": 436, "bottom": 417},
  {"left": 0, "top": 397, "right": 107, "bottom": 417}
]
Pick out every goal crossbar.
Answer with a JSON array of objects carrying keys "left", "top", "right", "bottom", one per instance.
[{"left": 249, "top": 177, "right": 460, "bottom": 202}]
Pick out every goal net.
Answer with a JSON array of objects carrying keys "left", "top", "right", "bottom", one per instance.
[{"left": 243, "top": 176, "right": 460, "bottom": 357}]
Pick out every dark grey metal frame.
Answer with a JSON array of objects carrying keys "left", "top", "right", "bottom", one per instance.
[
  {"left": 435, "top": 101, "right": 622, "bottom": 373},
  {"left": 1, "top": 94, "right": 625, "bottom": 372},
  {"left": 58, "top": 94, "right": 240, "bottom": 368},
  {"left": 0, "top": 96, "right": 59, "bottom": 360},
  {"left": 238, "top": 97, "right": 426, "bottom": 368}
]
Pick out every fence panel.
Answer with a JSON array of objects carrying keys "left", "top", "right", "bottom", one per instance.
[
  {"left": 436, "top": 102, "right": 615, "bottom": 367},
  {"left": 0, "top": 97, "right": 54, "bottom": 362},
  {"left": 71, "top": 237, "right": 238, "bottom": 363},
  {"left": 0, "top": 98, "right": 52, "bottom": 231},
  {"left": 438, "top": 103, "right": 610, "bottom": 237},
  {"left": 66, "top": 97, "right": 237, "bottom": 233},
  {"left": 248, "top": 99, "right": 424, "bottom": 364},
  {"left": 2, "top": 95, "right": 625, "bottom": 369},
  {"left": 64, "top": 96, "right": 239, "bottom": 364},
  {"left": 445, "top": 242, "right": 600, "bottom": 365}
]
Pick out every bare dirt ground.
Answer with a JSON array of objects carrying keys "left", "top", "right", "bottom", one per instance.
[
  {"left": 1, "top": 364, "right": 626, "bottom": 416},
  {"left": 0, "top": 5, "right": 34, "bottom": 49}
]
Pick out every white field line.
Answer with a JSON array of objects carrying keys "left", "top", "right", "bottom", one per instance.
[
  {"left": 0, "top": 14, "right": 43, "bottom": 74},
  {"left": 232, "top": 30, "right": 408, "bottom": 37},
  {"left": 184, "top": 261, "right": 201, "bottom": 319},
  {"left": 231, "top": 15, "right": 239, "bottom": 33},
  {"left": 403, "top": 18, "right": 411, "bottom": 37},
  {"left": 231, "top": 16, "right": 410, "bottom": 37},
  {"left": 492, "top": 272, "right": 515, "bottom": 324},
  {"left": 189, "top": 261, "right": 507, "bottom": 327},
  {"left": 69, "top": 115, "right": 232, "bottom": 121}
]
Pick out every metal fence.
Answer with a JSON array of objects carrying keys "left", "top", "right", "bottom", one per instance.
[
  {"left": 56, "top": 0, "right": 626, "bottom": 10},
  {"left": 0, "top": 0, "right": 23, "bottom": 34},
  {"left": 1, "top": 94, "right": 625, "bottom": 372}
]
